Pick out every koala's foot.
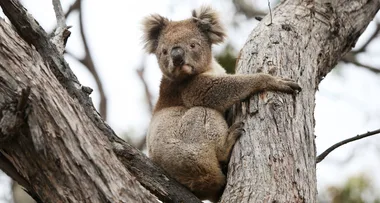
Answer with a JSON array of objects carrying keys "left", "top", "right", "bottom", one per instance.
[
  {"left": 217, "top": 121, "right": 245, "bottom": 163},
  {"left": 228, "top": 121, "right": 245, "bottom": 141},
  {"left": 274, "top": 78, "right": 302, "bottom": 94},
  {"left": 219, "top": 121, "right": 245, "bottom": 175}
]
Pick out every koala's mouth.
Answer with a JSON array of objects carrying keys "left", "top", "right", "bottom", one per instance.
[
  {"left": 173, "top": 64, "right": 194, "bottom": 74},
  {"left": 181, "top": 64, "right": 194, "bottom": 74}
]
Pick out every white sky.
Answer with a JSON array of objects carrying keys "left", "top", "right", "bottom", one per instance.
[{"left": 1, "top": 0, "right": 380, "bottom": 201}]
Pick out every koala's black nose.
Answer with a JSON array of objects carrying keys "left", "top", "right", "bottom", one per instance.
[{"left": 171, "top": 47, "right": 185, "bottom": 67}]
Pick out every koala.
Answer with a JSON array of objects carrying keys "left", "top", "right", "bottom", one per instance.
[{"left": 143, "top": 6, "right": 301, "bottom": 202}]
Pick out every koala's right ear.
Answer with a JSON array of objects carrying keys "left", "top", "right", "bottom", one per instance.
[{"left": 142, "top": 14, "right": 169, "bottom": 53}]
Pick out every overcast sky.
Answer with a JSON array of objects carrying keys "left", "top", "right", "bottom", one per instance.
[{"left": 1, "top": 0, "right": 380, "bottom": 201}]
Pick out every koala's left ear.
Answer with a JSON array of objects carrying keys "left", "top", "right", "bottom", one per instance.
[{"left": 192, "top": 6, "right": 226, "bottom": 44}]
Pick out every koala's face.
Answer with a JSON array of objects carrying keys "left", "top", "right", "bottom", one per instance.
[
  {"left": 143, "top": 6, "right": 226, "bottom": 81},
  {"left": 155, "top": 21, "right": 212, "bottom": 80}
]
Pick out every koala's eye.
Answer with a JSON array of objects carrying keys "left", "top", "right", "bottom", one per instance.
[
  {"left": 190, "top": 43, "right": 196, "bottom": 49},
  {"left": 162, "top": 49, "right": 168, "bottom": 55}
]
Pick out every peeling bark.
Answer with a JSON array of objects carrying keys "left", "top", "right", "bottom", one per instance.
[{"left": 221, "top": 0, "right": 379, "bottom": 202}]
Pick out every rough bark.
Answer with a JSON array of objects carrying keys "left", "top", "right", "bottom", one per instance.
[
  {"left": 0, "top": 18, "right": 157, "bottom": 203},
  {"left": 0, "top": 0, "right": 201, "bottom": 202},
  {"left": 221, "top": 0, "right": 379, "bottom": 203}
]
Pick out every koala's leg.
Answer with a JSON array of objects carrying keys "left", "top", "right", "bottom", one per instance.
[
  {"left": 191, "top": 164, "right": 226, "bottom": 203},
  {"left": 217, "top": 121, "right": 245, "bottom": 163}
]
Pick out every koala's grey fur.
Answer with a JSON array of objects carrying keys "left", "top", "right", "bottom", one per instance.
[{"left": 142, "top": 6, "right": 301, "bottom": 202}]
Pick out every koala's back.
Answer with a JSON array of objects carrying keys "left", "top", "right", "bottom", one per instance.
[{"left": 147, "top": 106, "right": 228, "bottom": 201}]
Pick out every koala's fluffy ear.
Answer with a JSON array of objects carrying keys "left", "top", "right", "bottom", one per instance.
[
  {"left": 142, "top": 14, "right": 169, "bottom": 53},
  {"left": 192, "top": 6, "right": 226, "bottom": 44}
]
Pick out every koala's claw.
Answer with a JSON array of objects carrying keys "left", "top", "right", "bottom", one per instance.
[{"left": 279, "top": 78, "right": 302, "bottom": 93}]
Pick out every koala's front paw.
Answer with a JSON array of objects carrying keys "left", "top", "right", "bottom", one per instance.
[{"left": 276, "top": 78, "right": 302, "bottom": 94}]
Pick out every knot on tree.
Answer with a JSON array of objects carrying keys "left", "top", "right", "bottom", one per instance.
[{"left": 0, "top": 87, "right": 31, "bottom": 144}]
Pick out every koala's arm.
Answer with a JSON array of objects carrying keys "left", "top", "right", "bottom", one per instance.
[{"left": 182, "top": 73, "right": 301, "bottom": 112}]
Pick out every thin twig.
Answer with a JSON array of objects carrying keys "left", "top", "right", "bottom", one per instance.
[
  {"left": 51, "top": 0, "right": 71, "bottom": 54},
  {"left": 266, "top": 0, "right": 273, "bottom": 26},
  {"left": 52, "top": 0, "right": 66, "bottom": 28},
  {"left": 316, "top": 129, "right": 380, "bottom": 163},
  {"left": 136, "top": 56, "right": 154, "bottom": 113},
  {"left": 135, "top": 56, "right": 153, "bottom": 150}
]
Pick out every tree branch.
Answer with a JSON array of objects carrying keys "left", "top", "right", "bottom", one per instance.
[
  {"left": 67, "top": 0, "right": 108, "bottom": 119},
  {"left": 0, "top": 0, "right": 201, "bottom": 202},
  {"left": 64, "top": 0, "right": 80, "bottom": 19},
  {"left": 316, "top": 129, "right": 380, "bottom": 163},
  {"left": 50, "top": 0, "right": 71, "bottom": 54},
  {"left": 52, "top": 0, "right": 66, "bottom": 28},
  {"left": 77, "top": 0, "right": 108, "bottom": 119},
  {"left": 352, "top": 21, "right": 380, "bottom": 54},
  {"left": 232, "top": 0, "right": 267, "bottom": 18},
  {"left": 59, "top": 0, "right": 108, "bottom": 119},
  {"left": 135, "top": 56, "right": 153, "bottom": 151},
  {"left": 136, "top": 57, "right": 154, "bottom": 113},
  {"left": 342, "top": 53, "right": 380, "bottom": 74}
]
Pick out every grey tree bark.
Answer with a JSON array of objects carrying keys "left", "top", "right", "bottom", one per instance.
[{"left": 221, "top": 0, "right": 379, "bottom": 203}]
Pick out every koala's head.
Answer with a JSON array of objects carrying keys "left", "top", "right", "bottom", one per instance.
[{"left": 142, "top": 6, "right": 226, "bottom": 81}]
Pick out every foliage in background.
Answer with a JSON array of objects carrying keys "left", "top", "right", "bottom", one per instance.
[
  {"left": 319, "top": 174, "right": 380, "bottom": 203},
  {"left": 215, "top": 44, "right": 237, "bottom": 74}
]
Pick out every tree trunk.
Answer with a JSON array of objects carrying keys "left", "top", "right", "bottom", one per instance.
[
  {"left": 221, "top": 0, "right": 379, "bottom": 202},
  {"left": 0, "top": 1, "right": 201, "bottom": 202},
  {"left": 0, "top": 18, "right": 158, "bottom": 203}
]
